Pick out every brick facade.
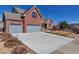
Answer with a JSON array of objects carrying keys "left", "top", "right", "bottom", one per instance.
[{"left": 24, "top": 7, "right": 43, "bottom": 32}]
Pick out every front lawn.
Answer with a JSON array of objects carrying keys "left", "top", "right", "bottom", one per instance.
[{"left": 46, "top": 30, "right": 73, "bottom": 37}]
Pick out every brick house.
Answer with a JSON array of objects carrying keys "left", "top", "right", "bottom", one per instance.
[{"left": 3, "top": 6, "right": 53, "bottom": 33}]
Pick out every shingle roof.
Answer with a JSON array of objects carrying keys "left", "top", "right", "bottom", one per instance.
[
  {"left": 3, "top": 6, "right": 45, "bottom": 21},
  {"left": 4, "top": 11, "right": 22, "bottom": 20},
  {"left": 14, "top": 7, "right": 26, "bottom": 13}
]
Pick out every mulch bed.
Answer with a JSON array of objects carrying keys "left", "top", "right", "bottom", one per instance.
[
  {"left": 0, "top": 32, "right": 13, "bottom": 42},
  {"left": 4, "top": 38, "right": 24, "bottom": 48},
  {"left": 11, "top": 45, "right": 28, "bottom": 54}
]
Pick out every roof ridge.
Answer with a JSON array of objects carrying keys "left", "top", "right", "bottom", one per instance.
[{"left": 13, "top": 6, "right": 26, "bottom": 13}]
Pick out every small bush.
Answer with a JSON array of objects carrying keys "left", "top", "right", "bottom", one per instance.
[{"left": 11, "top": 45, "right": 27, "bottom": 54}]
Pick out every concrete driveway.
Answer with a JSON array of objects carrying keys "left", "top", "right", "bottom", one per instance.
[{"left": 13, "top": 32, "right": 74, "bottom": 54}]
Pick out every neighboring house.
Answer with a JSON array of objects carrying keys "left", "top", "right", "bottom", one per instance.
[
  {"left": 3, "top": 6, "right": 53, "bottom": 33},
  {"left": 42, "top": 19, "right": 53, "bottom": 30}
]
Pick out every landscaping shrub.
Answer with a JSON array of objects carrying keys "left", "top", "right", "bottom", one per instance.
[{"left": 11, "top": 45, "right": 27, "bottom": 54}]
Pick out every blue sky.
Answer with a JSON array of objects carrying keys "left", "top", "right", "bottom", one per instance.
[{"left": 0, "top": 5, "right": 79, "bottom": 25}]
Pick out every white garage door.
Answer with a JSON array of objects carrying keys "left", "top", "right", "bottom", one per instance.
[
  {"left": 10, "top": 24, "right": 22, "bottom": 33},
  {"left": 27, "top": 25, "right": 41, "bottom": 32}
]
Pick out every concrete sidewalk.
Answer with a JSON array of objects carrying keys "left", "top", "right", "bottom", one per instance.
[{"left": 13, "top": 32, "right": 74, "bottom": 54}]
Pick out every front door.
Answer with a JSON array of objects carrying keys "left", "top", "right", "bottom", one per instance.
[{"left": 42, "top": 24, "right": 47, "bottom": 29}]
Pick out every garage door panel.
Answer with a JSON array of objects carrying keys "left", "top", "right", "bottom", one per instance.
[
  {"left": 27, "top": 25, "right": 41, "bottom": 32},
  {"left": 10, "top": 24, "right": 22, "bottom": 33}
]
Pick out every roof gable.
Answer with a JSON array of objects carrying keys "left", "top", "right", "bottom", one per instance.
[
  {"left": 24, "top": 6, "right": 43, "bottom": 19},
  {"left": 47, "top": 19, "right": 52, "bottom": 24}
]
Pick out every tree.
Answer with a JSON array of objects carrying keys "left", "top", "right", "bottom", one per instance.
[
  {"left": 62, "top": 21, "right": 69, "bottom": 29},
  {"left": 57, "top": 21, "right": 69, "bottom": 29}
]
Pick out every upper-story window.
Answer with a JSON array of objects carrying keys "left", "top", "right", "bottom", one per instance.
[{"left": 32, "top": 12, "right": 37, "bottom": 18}]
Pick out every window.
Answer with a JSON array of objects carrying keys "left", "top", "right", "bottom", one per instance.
[
  {"left": 21, "top": 16, "right": 25, "bottom": 19},
  {"left": 32, "top": 12, "right": 37, "bottom": 18}
]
